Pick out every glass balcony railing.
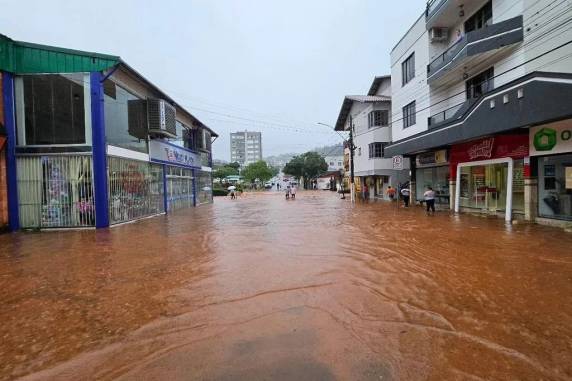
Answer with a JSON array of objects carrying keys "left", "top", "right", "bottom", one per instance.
[
  {"left": 426, "top": 0, "right": 447, "bottom": 18},
  {"left": 428, "top": 103, "right": 463, "bottom": 127},
  {"left": 427, "top": 37, "right": 466, "bottom": 77},
  {"left": 426, "top": 16, "right": 523, "bottom": 83}
]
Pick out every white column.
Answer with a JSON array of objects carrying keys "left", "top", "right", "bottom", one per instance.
[
  {"left": 454, "top": 164, "right": 461, "bottom": 213},
  {"left": 505, "top": 158, "right": 514, "bottom": 222}
]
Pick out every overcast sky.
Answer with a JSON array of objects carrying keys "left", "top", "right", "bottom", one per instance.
[{"left": 1, "top": 0, "right": 425, "bottom": 161}]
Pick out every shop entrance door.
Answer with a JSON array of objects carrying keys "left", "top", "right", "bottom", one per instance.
[{"left": 455, "top": 158, "right": 514, "bottom": 222}]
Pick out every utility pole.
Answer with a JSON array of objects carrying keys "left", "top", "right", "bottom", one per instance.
[{"left": 349, "top": 115, "right": 356, "bottom": 203}]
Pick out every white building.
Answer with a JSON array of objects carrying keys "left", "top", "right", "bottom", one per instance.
[
  {"left": 324, "top": 155, "right": 344, "bottom": 172},
  {"left": 386, "top": 0, "right": 572, "bottom": 223},
  {"left": 335, "top": 76, "right": 410, "bottom": 199},
  {"left": 230, "top": 131, "right": 262, "bottom": 166}
]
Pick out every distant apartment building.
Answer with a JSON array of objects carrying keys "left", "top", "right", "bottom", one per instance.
[
  {"left": 230, "top": 131, "right": 262, "bottom": 166},
  {"left": 386, "top": 0, "right": 572, "bottom": 224}
]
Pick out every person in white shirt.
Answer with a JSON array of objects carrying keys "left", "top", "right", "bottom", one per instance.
[
  {"left": 400, "top": 186, "right": 410, "bottom": 207},
  {"left": 423, "top": 186, "right": 436, "bottom": 214},
  {"left": 290, "top": 185, "right": 297, "bottom": 199}
]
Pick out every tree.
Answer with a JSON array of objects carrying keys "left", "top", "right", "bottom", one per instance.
[
  {"left": 284, "top": 151, "right": 328, "bottom": 188},
  {"left": 213, "top": 165, "right": 239, "bottom": 180},
  {"left": 270, "top": 165, "right": 280, "bottom": 177},
  {"left": 283, "top": 156, "right": 304, "bottom": 178},
  {"left": 241, "top": 160, "right": 274, "bottom": 184},
  {"left": 227, "top": 162, "right": 241, "bottom": 171}
]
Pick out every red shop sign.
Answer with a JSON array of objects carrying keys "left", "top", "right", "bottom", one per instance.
[{"left": 450, "top": 135, "right": 529, "bottom": 165}]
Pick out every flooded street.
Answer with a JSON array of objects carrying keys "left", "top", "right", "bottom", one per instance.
[{"left": 1, "top": 191, "right": 572, "bottom": 381}]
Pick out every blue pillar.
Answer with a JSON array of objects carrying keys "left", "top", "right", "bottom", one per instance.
[
  {"left": 192, "top": 168, "right": 197, "bottom": 206},
  {"left": 2, "top": 72, "right": 19, "bottom": 231},
  {"left": 90, "top": 72, "right": 109, "bottom": 228},
  {"left": 162, "top": 164, "right": 168, "bottom": 213}
]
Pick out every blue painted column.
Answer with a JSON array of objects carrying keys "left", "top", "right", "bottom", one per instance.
[
  {"left": 90, "top": 72, "right": 109, "bottom": 228},
  {"left": 162, "top": 164, "right": 168, "bottom": 213},
  {"left": 192, "top": 168, "right": 197, "bottom": 206},
  {"left": 2, "top": 72, "right": 19, "bottom": 231}
]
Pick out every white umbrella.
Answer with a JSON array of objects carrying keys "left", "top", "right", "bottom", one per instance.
[{"left": 227, "top": 186, "right": 236, "bottom": 191}]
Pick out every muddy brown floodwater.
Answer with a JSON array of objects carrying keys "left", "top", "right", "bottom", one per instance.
[{"left": 1, "top": 191, "right": 572, "bottom": 380}]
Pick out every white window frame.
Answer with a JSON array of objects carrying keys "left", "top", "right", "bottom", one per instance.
[{"left": 454, "top": 157, "right": 514, "bottom": 222}]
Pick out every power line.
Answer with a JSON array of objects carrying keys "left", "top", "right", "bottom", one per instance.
[{"left": 353, "top": 37, "right": 572, "bottom": 139}]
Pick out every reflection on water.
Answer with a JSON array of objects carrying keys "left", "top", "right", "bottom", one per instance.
[{"left": 1, "top": 191, "right": 572, "bottom": 381}]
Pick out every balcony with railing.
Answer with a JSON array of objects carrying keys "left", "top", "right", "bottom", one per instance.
[
  {"left": 428, "top": 103, "right": 463, "bottom": 128},
  {"left": 427, "top": 89, "right": 484, "bottom": 129},
  {"left": 426, "top": 15, "right": 523, "bottom": 84},
  {"left": 426, "top": 0, "right": 447, "bottom": 21},
  {"left": 426, "top": 0, "right": 491, "bottom": 30}
]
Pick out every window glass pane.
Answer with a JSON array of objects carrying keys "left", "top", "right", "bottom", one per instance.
[
  {"left": 403, "top": 101, "right": 416, "bottom": 128},
  {"left": 21, "top": 74, "right": 86, "bottom": 145},
  {"left": 104, "top": 80, "right": 148, "bottom": 153},
  {"left": 539, "top": 156, "right": 572, "bottom": 220}
]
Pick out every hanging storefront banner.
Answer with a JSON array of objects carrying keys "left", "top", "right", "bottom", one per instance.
[
  {"left": 529, "top": 120, "right": 572, "bottom": 156},
  {"left": 149, "top": 139, "right": 200, "bottom": 168},
  {"left": 450, "top": 134, "right": 529, "bottom": 165},
  {"left": 416, "top": 149, "right": 448, "bottom": 167}
]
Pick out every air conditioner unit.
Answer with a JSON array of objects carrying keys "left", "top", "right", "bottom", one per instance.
[
  {"left": 127, "top": 99, "right": 177, "bottom": 139},
  {"left": 429, "top": 27, "right": 448, "bottom": 42}
]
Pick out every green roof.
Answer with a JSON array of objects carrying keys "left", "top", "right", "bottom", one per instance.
[{"left": 0, "top": 34, "right": 119, "bottom": 74}]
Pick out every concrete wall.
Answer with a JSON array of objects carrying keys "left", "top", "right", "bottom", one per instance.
[{"left": 390, "top": 14, "right": 430, "bottom": 143}]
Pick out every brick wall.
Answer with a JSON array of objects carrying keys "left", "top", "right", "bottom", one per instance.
[{"left": 0, "top": 72, "right": 9, "bottom": 229}]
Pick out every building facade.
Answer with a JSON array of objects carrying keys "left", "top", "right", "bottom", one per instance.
[
  {"left": 0, "top": 34, "right": 216, "bottom": 231},
  {"left": 230, "top": 130, "right": 262, "bottom": 166},
  {"left": 324, "top": 155, "right": 344, "bottom": 172},
  {"left": 335, "top": 76, "right": 409, "bottom": 199},
  {"left": 386, "top": 0, "right": 572, "bottom": 223}
]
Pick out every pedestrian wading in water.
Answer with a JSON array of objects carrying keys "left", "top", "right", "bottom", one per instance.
[
  {"left": 387, "top": 186, "right": 396, "bottom": 201},
  {"left": 291, "top": 185, "right": 297, "bottom": 199},
  {"left": 400, "top": 185, "right": 410, "bottom": 207},
  {"left": 285, "top": 185, "right": 291, "bottom": 199},
  {"left": 424, "top": 186, "right": 436, "bottom": 215}
]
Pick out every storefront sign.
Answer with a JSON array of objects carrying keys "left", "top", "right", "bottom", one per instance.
[
  {"left": 468, "top": 138, "right": 495, "bottom": 160},
  {"left": 450, "top": 134, "right": 529, "bottom": 165},
  {"left": 530, "top": 121, "right": 572, "bottom": 156},
  {"left": 149, "top": 140, "right": 200, "bottom": 168},
  {"left": 416, "top": 149, "right": 448, "bottom": 167}
]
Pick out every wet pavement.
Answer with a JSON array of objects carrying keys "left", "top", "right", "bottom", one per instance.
[{"left": 1, "top": 191, "right": 572, "bottom": 381}]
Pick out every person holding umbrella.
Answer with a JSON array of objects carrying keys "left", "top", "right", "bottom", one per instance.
[{"left": 228, "top": 185, "right": 237, "bottom": 200}]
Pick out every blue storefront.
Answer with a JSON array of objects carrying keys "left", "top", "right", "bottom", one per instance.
[{"left": 0, "top": 34, "right": 215, "bottom": 231}]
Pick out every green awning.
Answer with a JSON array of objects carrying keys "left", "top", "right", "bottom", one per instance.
[{"left": 0, "top": 34, "right": 119, "bottom": 74}]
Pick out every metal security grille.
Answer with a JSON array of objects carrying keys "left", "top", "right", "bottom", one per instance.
[
  {"left": 108, "top": 157, "right": 164, "bottom": 224},
  {"left": 17, "top": 155, "right": 95, "bottom": 228},
  {"left": 196, "top": 170, "right": 213, "bottom": 205},
  {"left": 166, "top": 166, "right": 194, "bottom": 211}
]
